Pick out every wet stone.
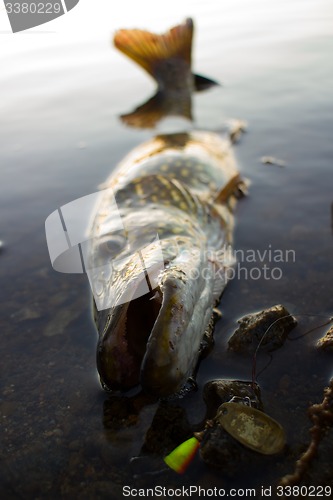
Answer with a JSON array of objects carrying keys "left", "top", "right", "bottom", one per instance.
[
  {"left": 199, "top": 380, "right": 274, "bottom": 475},
  {"left": 228, "top": 304, "right": 297, "bottom": 353},
  {"left": 203, "top": 379, "right": 263, "bottom": 419},
  {"left": 200, "top": 418, "right": 266, "bottom": 475},
  {"left": 316, "top": 324, "right": 333, "bottom": 351},
  {"left": 261, "top": 155, "right": 286, "bottom": 167}
]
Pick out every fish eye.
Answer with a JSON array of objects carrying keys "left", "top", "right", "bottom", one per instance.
[{"left": 99, "top": 234, "right": 127, "bottom": 258}]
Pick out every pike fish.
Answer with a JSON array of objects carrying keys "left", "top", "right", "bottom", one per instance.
[{"left": 90, "top": 19, "right": 245, "bottom": 397}]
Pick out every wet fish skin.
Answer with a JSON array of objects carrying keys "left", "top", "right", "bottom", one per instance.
[{"left": 90, "top": 131, "right": 242, "bottom": 397}]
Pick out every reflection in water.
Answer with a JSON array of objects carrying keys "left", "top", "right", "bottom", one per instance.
[
  {"left": 102, "top": 391, "right": 194, "bottom": 477},
  {"left": 102, "top": 391, "right": 156, "bottom": 430}
]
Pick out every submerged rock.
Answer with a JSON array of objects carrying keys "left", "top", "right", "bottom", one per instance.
[
  {"left": 261, "top": 156, "right": 286, "bottom": 167},
  {"left": 199, "top": 380, "right": 262, "bottom": 474},
  {"left": 203, "top": 379, "right": 263, "bottom": 418},
  {"left": 199, "top": 380, "right": 286, "bottom": 475},
  {"left": 228, "top": 304, "right": 297, "bottom": 353}
]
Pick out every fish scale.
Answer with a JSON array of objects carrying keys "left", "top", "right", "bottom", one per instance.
[
  {"left": 90, "top": 130, "right": 242, "bottom": 396},
  {"left": 116, "top": 174, "right": 206, "bottom": 222},
  {"left": 114, "top": 149, "right": 227, "bottom": 200}
]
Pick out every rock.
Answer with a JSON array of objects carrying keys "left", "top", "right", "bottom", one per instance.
[
  {"left": 203, "top": 379, "right": 263, "bottom": 419},
  {"left": 228, "top": 304, "right": 297, "bottom": 353},
  {"left": 199, "top": 379, "right": 275, "bottom": 475},
  {"left": 261, "top": 156, "right": 286, "bottom": 167},
  {"left": 316, "top": 325, "right": 333, "bottom": 351}
]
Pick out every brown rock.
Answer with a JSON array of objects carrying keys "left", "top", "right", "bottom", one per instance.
[
  {"left": 228, "top": 304, "right": 297, "bottom": 353},
  {"left": 316, "top": 325, "right": 333, "bottom": 351}
]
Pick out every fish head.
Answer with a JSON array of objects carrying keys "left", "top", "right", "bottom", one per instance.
[{"left": 94, "top": 234, "right": 222, "bottom": 397}]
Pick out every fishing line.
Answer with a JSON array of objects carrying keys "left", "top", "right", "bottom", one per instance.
[
  {"left": 251, "top": 312, "right": 333, "bottom": 388},
  {"left": 288, "top": 317, "right": 333, "bottom": 341},
  {"left": 255, "top": 353, "right": 273, "bottom": 381}
]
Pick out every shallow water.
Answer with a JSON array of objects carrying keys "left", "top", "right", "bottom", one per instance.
[{"left": 1, "top": 0, "right": 333, "bottom": 497}]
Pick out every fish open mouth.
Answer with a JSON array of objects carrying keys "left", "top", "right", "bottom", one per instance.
[
  {"left": 96, "top": 286, "right": 163, "bottom": 392},
  {"left": 125, "top": 287, "right": 163, "bottom": 372},
  {"left": 96, "top": 250, "right": 220, "bottom": 397}
]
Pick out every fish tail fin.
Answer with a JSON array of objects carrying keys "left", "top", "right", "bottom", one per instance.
[{"left": 113, "top": 18, "right": 193, "bottom": 79}]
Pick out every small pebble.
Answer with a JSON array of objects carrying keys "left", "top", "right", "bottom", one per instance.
[
  {"left": 316, "top": 324, "right": 333, "bottom": 351},
  {"left": 261, "top": 156, "right": 286, "bottom": 167}
]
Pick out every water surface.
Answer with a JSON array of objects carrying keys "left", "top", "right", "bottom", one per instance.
[{"left": 1, "top": 0, "right": 333, "bottom": 497}]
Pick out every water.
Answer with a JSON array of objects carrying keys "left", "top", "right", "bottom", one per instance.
[{"left": 1, "top": 0, "right": 333, "bottom": 497}]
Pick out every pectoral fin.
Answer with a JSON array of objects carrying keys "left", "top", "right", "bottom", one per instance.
[{"left": 214, "top": 173, "right": 244, "bottom": 205}]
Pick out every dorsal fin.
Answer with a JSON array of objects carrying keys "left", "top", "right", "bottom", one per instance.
[{"left": 114, "top": 18, "right": 193, "bottom": 78}]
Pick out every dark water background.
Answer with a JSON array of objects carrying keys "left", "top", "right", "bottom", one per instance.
[{"left": 1, "top": 0, "right": 333, "bottom": 497}]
